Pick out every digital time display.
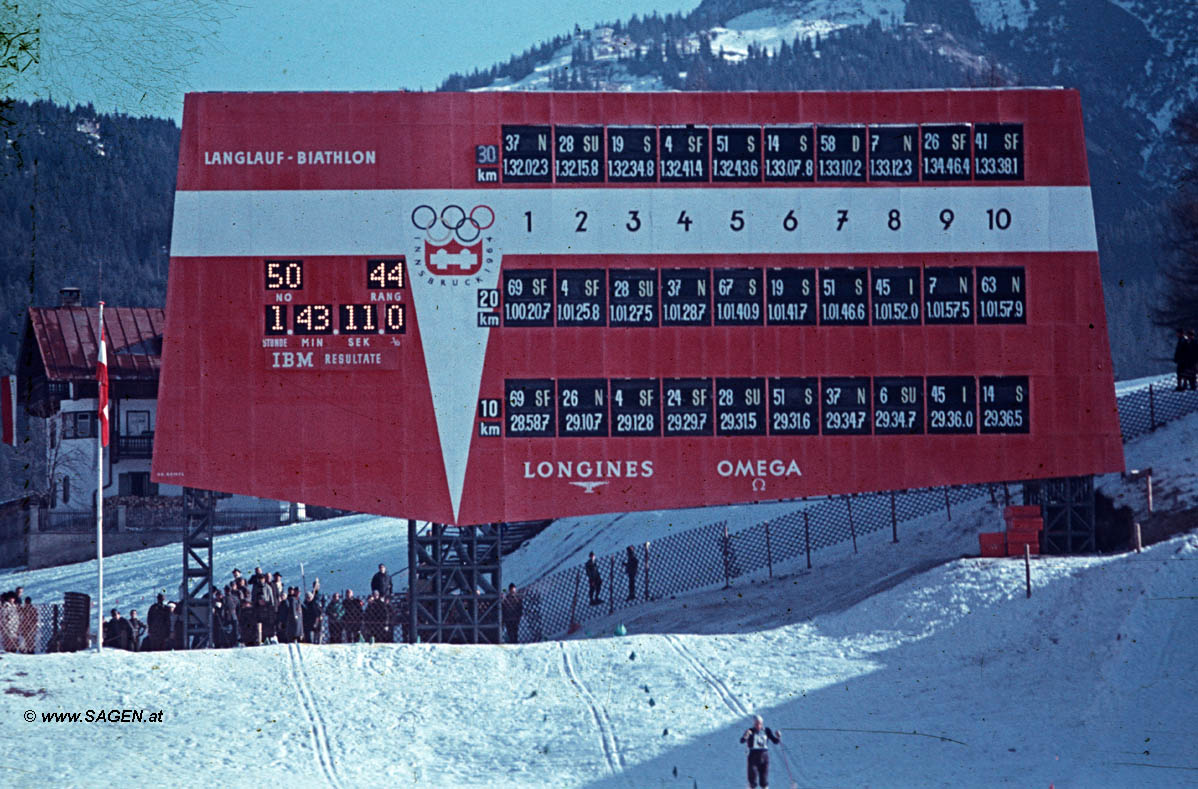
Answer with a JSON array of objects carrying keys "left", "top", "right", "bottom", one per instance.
[
  {"left": 816, "top": 126, "right": 867, "bottom": 182},
  {"left": 265, "top": 259, "right": 303, "bottom": 290},
  {"left": 868, "top": 126, "right": 918, "bottom": 182},
  {"left": 763, "top": 127, "right": 814, "bottom": 182},
  {"left": 925, "top": 268, "right": 974, "bottom": 324},
  {"left": 819, "top": 268, "right": 868, "bottom": 325},
  {"left": 664, "top": 378, "right": 712, "bottom": 436},
  {"left": 822, "top": 378, "right": 871, "bottom": 435},
  {"left": 611, "top": 379, "right": 660, "bottom": 437},
  {"left": 769, "top": 377, "right": 819, "bottom": 435},
  {"left": 712, "top": 127, "right": 762, "bottom": 182},
  {"left": 366, "top": 259, "right": 404, "bottom": 289},
  {"left": 927, "top": 377, "right": 977, "bottom": 434},
  {"left": 873, "top": 377, "right": 924, "bottom": 434}
]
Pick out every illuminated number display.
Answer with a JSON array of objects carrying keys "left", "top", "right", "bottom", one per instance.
[
  {"left": 382, "top": 304, "right": 406, "bottom": 334},
  {"left": 921, "top": 124, "right": 971, "bottom": 180},
  {"left": 366, "top": 259, "right": 405, "bottom": 289},
  {"left": 980, "top": 376, "right": 1030, "bottom": 433},
  {"left": 264, "top": 305, "right": 288, "bottom": 335},
  {"left": 766, "top": 269, "right": 816, "bottom": 325},
  {"left": 503, "top": 269, "right": 553, "bottom": 327},
  {"left": 607, "top": 127, "right": 656, "bottom": 182},
  {"left": 501, "top": 125, "right": 552, "bottom": 183},
  {"left": 338, "top": 304, "right": 379, "bottom": 335},
  {"left": 976, "top": 267, "right": 1026, "bottom": 324},
  {"left": 554, "top": 126, "right": 604, "bottom": 183},
  {"left": 816, "top": 126, "right": 866, "bottom": 182},
  {"left": 819, "top": 268, "right": 868, "bottom": 326},
  {"left": 927, "top": 377, "right": 977, "bottom": 434},
  {"left": 661, "top": 269, "right": 711, "bottom": 326},
  {"left": 821, "top": 378, "right": 871, "bottom": 435},
  {"left": 924, "top": 268, "right": 974, "bottom": 324},
  {"left": 265, "top": 259, "right": 303, "bottom": 290},
  {"left": 768, "top": 378, "right": 818, "bottom": 435},
  {"left": 556, "top": 269, "right": 606, "bottom": 327},
  {"left": 609, "top": 269, "right": 657, "bottom": 327},
  {"left": 659, "top": 126, "right": 708, "bottom": 182},
  {"left": 558, "top": 379, "right": 608, "bottom": 437},
  {"left": 506, "top": 379, "right": 555, "bottom": 437},
  {"left": 763, "top": 127, "right": 814, "bottom": 181},
  {"left": 871, "top": 267, "right": 922, "bottom": 325},
  {"left": 873, "top": 377, "right": 924, "bottom": 435},
  {"left": 713, "top": 268, "right": 763, "bottom": 326},
  {"left": 292, "top": 304, "right": 333, "bottom": 335},
  {"left": 716, "top": 378, "right": 766, "bottom": 436},
  {"left": 664, "top": 378, "right": 712, "bottom": 436},
  {"left": 712, "top": 127, "right": 762, "bottom": 182},
  {"left": 868, "top": 125, "right": 918, "bottom": 182},
  {"left": 611, "top": 379, "right": 661, "bottom": 437},
  {"left": 974, "top": 123, "right": 1023, "bottom": 180}
]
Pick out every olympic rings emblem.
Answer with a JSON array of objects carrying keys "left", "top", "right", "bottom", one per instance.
[{"left": 411, "top": 204, "right": 494, "bottom": 245}]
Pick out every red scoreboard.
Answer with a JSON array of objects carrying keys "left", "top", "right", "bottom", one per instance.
[{"left": 153, "top": 90, "right": 1124, "bottom": 524}]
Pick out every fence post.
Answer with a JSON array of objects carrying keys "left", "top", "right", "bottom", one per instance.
[
  {"left": 608, "top": 557, "right": 615, "bottom": 615},
  {"left": 569, "top": 570, "right": 581, "bottom": 633},
  {"left": 1003, "top": 481, "right": 1011, "bottom": 506},
  {"left": 52, "top": 603, "right": 59, "bottom": 653},
  {"left": 1134, "top": 522, "right": 1142, "bottom": 553},
  {"left": 722, "top": 524, "right": 731, "bottom": 588},
  {"left": 846, "top": 496, "right": 857, "bottom": 554},
  {"left": 1024, "top": 544, "right": 1032, "bottom": 598},
  {"left": 765, "top": 521, "right": 773, "bottom": 579},
  {"left": 1146, "top": 472, "right": 1154, "bottom": 513},
  {"left": 804, "top": 511, "right": 812, "bottom": 569},
  {"left": 643, "top": 542, "right": 650, "bottom": 601},
  {"left": 1149, "top": 384, "right": 1157, "bottom": 431},
  {"left": 944, "top": 487, "right": 952, "bottom": 521},
  {"left": 890, "top": 490, "right": 898, "bottom": 543}
]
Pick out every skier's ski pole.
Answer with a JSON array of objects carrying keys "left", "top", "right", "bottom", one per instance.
[{"left": 776, "top": 741, "right": 799, "bottom": 789}]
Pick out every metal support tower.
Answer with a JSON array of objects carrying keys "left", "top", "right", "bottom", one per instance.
[
  {"left": 182, "top": 487, "right": 215, "bottom": 648},
  {"left": 1024, "top": 476, "right": 1096, "bottom": 554},
  {"left": 407, "top": 521, "right": 502, "bottom": 644}
]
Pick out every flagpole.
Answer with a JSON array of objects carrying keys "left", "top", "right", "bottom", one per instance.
[{"left": 96, "top": 301, "right": 105, "bottom": 652}]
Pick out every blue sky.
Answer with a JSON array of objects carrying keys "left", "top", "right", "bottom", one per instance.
[{"left": 19, "top": 0, "right": 701, "bottom": 121}]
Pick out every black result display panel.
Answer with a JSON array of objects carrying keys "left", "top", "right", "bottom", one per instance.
[
  {"left": 871, "top": 267, "right": 922, "bottom": 325},
  {"left": 607, "top": 127, "right": 657, "bottom": 182},
  {"left": 769, "top": 377, "right": 818, "bottom": 435},
  {"left": 664, "top": 378, "right": 712, "bottom": 436},
  {"left": 558, "top": 379, "right": 608, "bottom": 437},
  {"left": 924, "top": 268, "right": 974, "bottom": 324},
  {"left": 554, "top": 126, "right": 604, "bottom": 183},
  {"left": 503, "top": 269, "right": 553, "bottom": 327},
  {"left": 365, "top": 258, "right": 404, "bottom": 290},
  {"left": 873, "top": 377, "right": 924, "bottom": 435},
  {"left": 661, "top": 269, "right": 711, "bottom": 326},
  {"left": 611, "top": 379, "right": 661, "bottom": 437},
  {"left": 292, "top": 304, "right": 334, "bottom": 335},
  {"left": 609, "top": 269, "right": 658, "bottom": 327},
  {"left": 338, "top": 304, "right": 380, "bottom": 335},
  {"left": 976, "top": 267, "right": 1026, "bottom": 324},
  {"left": 501, "top": 125, "right": 552, "bottom": 183},
  {"left": 763, "top": 127, "right": 815, "bottom": 181},
  {"left": 506, "top": 379, "right": 555, "bottom": 437},
  {"left": 868, "top": 125, "right": 918, "bottom": 182},
  {"left": 712, "top": 127, "right": 762, "bottom": 182},
  {"left": 816, "top": 126, "right": 867, "bottom": 182},
  {"left": 927, "top": 377, "right": 977, "bottom": 434},
  {"left": 766, "top": 268, "right": 817, "bottom": 325},
  {"left": 716, "top": 378, "right": 767, "bottom": 436},
  {"left": 980, "top": 376, "right": 1030, "bottom": 434},
  {"left": 921, "top": 124, "right": 972, "bottom": 180},
  {"left": 659, "top": 126, "right": 709, "bottom": 182},
  {"left": 264, "top": 305, "right": 288, "bottom": 335},
  {"left": 819, "top": 268, "right": 868, "bottom": 325},
  {"left": 822, "top": 378, "right": 871, "bottom": 435},
  {"left": 556, "top": 269, "right": 606, "bottom": 326},
  {"left": 974, "top": 123, "right": 1023, "bottom": 180},
  {"left": 713, "top": 268, "right": 764, "bottom": 326}
]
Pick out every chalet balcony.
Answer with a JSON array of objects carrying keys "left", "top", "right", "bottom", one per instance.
[{"left": 116, "top": 433, "right": 154, "bottom": 459}]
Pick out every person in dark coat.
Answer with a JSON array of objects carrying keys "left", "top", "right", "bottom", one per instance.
[
  {"left": 585, "top": 552, "right": 602, "bottom": 605},
  {"left": 370, "top": 564, "right": 393, "bottom": 600},
  {"left": 1175, "top": 329, "right": 1190, "bottom": 390},
  {"left": 302, "top": 592, "right": 322, "bottom": 643},
  {"left": 127, "top": 609, "right": 146, "bottom": 652},
  {"left": 364, "top": 591, "right": 389, "bottom": 642},
  {"left": 147, "top": 594, "right": 171, "bottom": 651},
  {"left": 342, "top": 590, "right": 364, "bottom": 643},
  {"left": 740, "top": 715, "right": 782, "bottom": 789},
  {"left": 1183, "top": 329, "right": 1198, "bottom": 390},
  {"left": 501, "top": 583, "right": 523, "bottom": 644},
  {"left": 623, "top": 546, "right": 640, "bottom": 601},
  {"left": 214, "top": 596, "right": 237, "bottom": 648},
  {"left": 278, "top": 587, "right": 303, "bottom": 643},
  {"left": 104, "top": 609, "right": 133, "bottom": 650},
  {"left": 239, "top": 598, "right": 258, "bottom": 646},
  {"left": 252, "top": 572, "right": 279, "bottom": 644},
  {"left": 325, "top": 593, "right": 344, "bottom": 643}
]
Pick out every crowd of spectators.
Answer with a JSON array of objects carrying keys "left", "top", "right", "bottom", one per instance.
[{"left": 0, "top": 587, "right": 37, "bottom": 653}]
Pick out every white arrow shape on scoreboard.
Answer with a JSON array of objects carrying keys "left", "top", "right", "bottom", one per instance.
[{"left": 406, "top": 227, "right": 501, "bottom": 523}]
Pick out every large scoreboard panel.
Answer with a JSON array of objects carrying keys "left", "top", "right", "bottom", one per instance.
[{"left": 153, "top": 90, "right": 1124, "bottom": 524}]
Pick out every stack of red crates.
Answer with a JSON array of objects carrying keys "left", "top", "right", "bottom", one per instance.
[{"left": 978, "top": 505, "right": 1044, "bottom": 557}]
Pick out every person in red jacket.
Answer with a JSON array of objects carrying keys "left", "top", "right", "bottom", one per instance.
[{"left": 740, "top": 715, "right": 781, "bottom": 789}]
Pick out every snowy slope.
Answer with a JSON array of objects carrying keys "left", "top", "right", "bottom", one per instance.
[{"left": 0, "top": 528, "right": 1194, "bottom": 786}]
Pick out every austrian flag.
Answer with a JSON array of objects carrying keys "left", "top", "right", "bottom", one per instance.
[{"left": 97, "top": 305, "right": 109, "bottom": 447}]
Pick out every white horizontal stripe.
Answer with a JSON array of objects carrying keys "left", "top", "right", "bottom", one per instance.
[{"left": 171, "top": 186, "right": 1097, "bottom": 257}]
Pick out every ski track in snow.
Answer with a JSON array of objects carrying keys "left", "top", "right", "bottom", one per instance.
[
  {"left": 664, "top": 634, "right": 749, "bottom": 719},
  {"left": 559, "top": 641, "right": 626, "bottom": 778},
  {"left": 287, "top": 643, "right": 343, "bottom": 788}
]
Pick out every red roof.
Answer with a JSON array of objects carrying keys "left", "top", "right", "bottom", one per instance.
[{"left": 28, "top": 307, "right": 164, "bottom": 382}]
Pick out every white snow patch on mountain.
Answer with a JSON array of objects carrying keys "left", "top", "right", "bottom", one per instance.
[
  {"left": 969, "top": 0, "right": 1037, "bottom": 32},
  {"left": 711, "top": 1, "right": 905, "bottom": 58}
]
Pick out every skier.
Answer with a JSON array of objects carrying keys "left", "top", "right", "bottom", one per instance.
[
  {"left": 740, "top": 714, "right": 781, "bottom": 789},
  {"left": 585, "top": 552, "right": 602, "bottom": 605}
]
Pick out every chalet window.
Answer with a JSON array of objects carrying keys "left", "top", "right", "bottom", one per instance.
[
  {"left": 61, "top": 412, "right": 94, "bottom": 439},
  {"left": 126, "top": 410, "right": 151, "bottom": 435}
]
